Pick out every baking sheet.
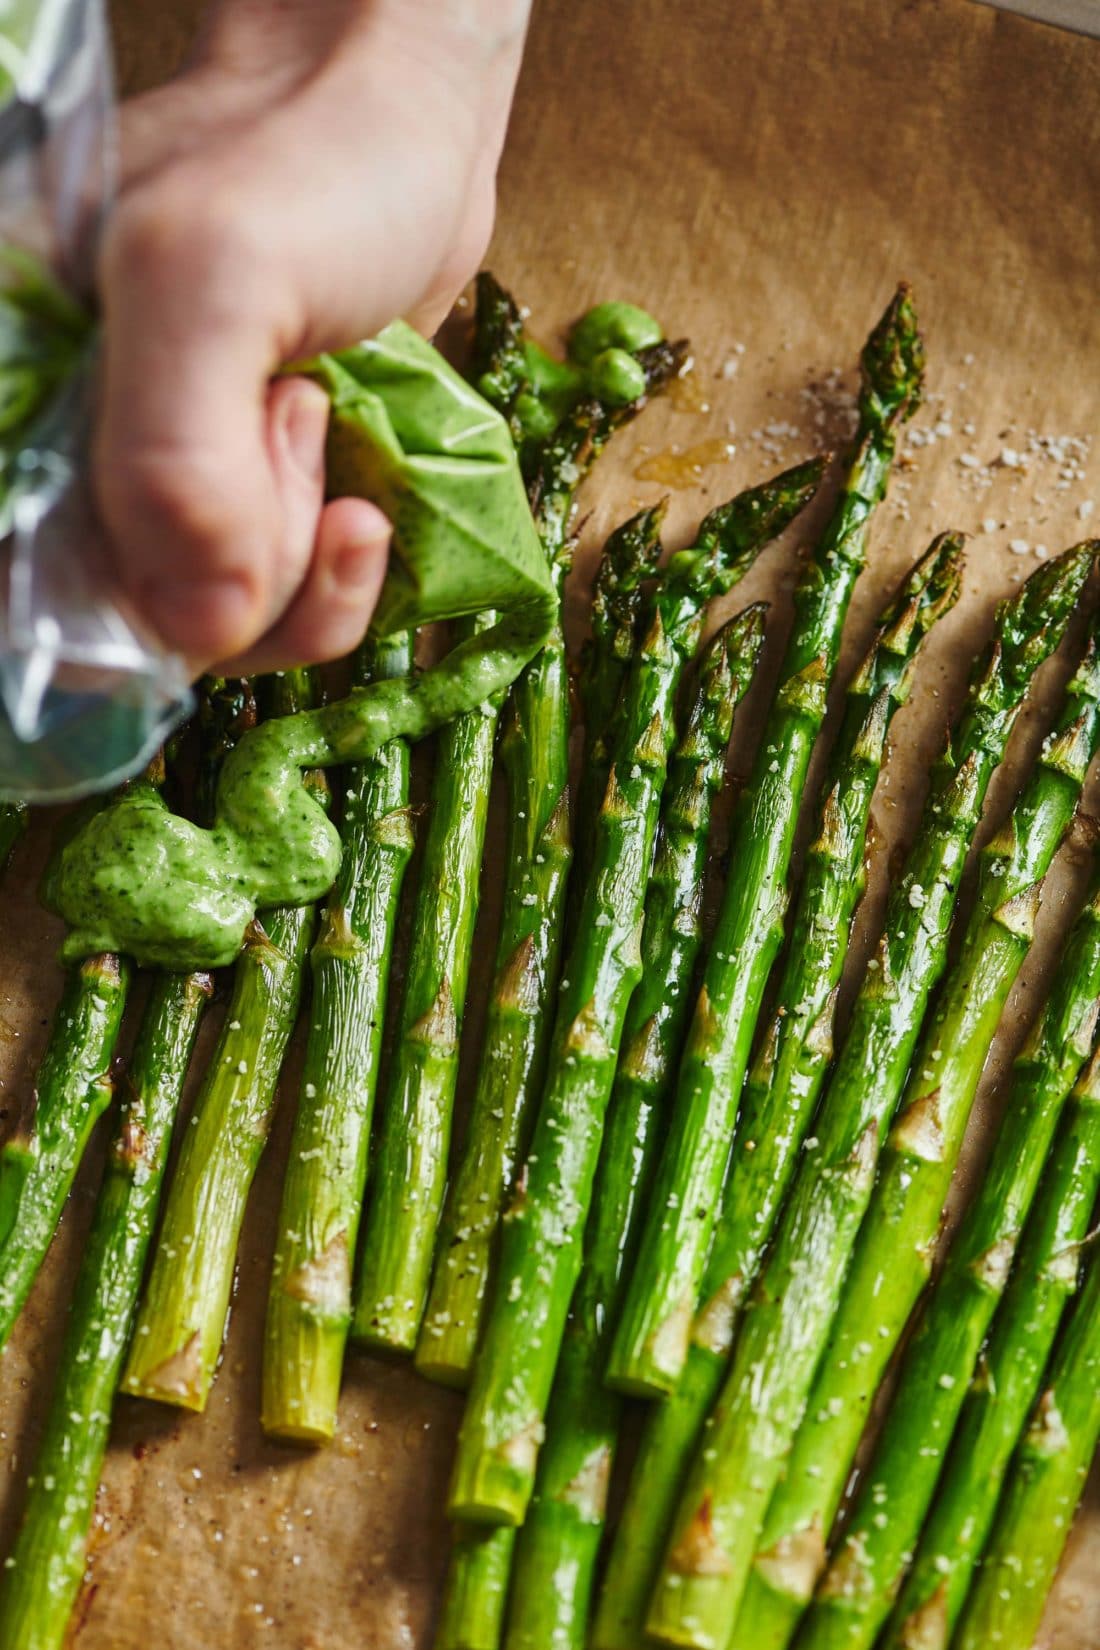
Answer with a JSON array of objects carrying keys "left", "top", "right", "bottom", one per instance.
[{"left": 1, "top": 0, "right": 1098, "bottom": 1644}]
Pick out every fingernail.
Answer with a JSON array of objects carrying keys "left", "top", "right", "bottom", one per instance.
[{"left": 279, "top": 380, "right": 329, "bottom": 483}]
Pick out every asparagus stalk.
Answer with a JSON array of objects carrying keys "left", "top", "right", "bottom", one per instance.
[
  {"left": 448, "top": 461, "right": 822, "bottom": 1530},
  {"left": 572, "top": 502, "right": 667, "bottom": 884},
  {"left": 504, "top": 620, "right": 752, "bottom": 1650},
  {"left": 413, "top": 654, "right": 572, "bottom": 1388},
  {"left": 416, "top": 282, "right": 684, "bottom": 1388},
  {"left": 471, "top": 270, "right": 530, "bottom": 431},
  {"left": 0, "top": 952, "right": 130, "bottom": 1346},
  {"left": 734, "top": 628, "right": 1100, "bottom": 1650},
  {"left": 797, "top": 863, "right": 1100, "bottom": 1650},
  {"left": 608, "top": 284, "right": 924, "bottom": 1398},
  {"left": 121, "top": 668, "right": 326, "bottom": 1411},
  {"left": 0, "top": 800, "right": 26, "bottom": 872},
  {"left": 884, "top": 978, "right": 1100, "bottom": 1649},
  {"left": 591, "top": 533, "right": 964, "bottom": 1649},
  {"left": 435, "top": 1525, "right": 516, "bottom": 1650},
  {"left": 195, "top": 676, "right": 258, "bottom": 827},
  {"left": 642, "top": 542, "right": 1095, "bottom": 1649},
  {"left": 0, "top": 969, "right": 211, "bottom": 1649},
  {"left": 352, "top": 617, "right": 498, "bottom": 1353},
  {"left": 952, "top": 1239, "right": 1100, "bottom": 1650},
  {"left": 263, "top": 634, "right": 414, "bottom": 1437}
]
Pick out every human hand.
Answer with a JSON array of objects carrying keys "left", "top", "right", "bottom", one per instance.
[{"left": 96, "top": 0, "right": 530, "bottom": 675}]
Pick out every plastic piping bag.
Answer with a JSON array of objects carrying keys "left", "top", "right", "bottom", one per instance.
[{"left": 0, "top": 0, "right": 192, "bottom": 802}]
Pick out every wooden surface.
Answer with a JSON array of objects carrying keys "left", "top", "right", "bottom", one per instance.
[{"left": 0, "top": 1, "right": 1097, "bottom": 1645}]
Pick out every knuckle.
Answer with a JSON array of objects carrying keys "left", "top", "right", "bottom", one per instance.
[{"left": 102, "top": 176, "right": 265, "bottom": 315}]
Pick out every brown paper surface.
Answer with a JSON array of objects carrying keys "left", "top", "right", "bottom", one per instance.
[{"left": 1, "top": 1, "right": 1098, "bottom": 1645}]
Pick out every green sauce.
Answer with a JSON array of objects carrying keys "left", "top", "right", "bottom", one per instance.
[
  {"left": 588, "top": 347, "right": 647, "bottom": 404},
  {"left": 51, "top": 593, "right": 556, "bottom": 969},
  {"left": 568, "top": 301, "right": 664, "bottom": 366},
  {"left": 47, "top": 301, "right": 664, "bottom": 970},
  {"left": 509, "top": 300, "right": 664, "bottom": 441}
]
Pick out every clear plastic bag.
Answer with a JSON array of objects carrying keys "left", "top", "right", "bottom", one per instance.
[{"left": 0, "top": 0, "right": 192, "bottom": 803}]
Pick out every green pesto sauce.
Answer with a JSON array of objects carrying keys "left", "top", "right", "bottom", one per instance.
[
  {"left": 49, "top": 300, "right": 664, "bottom": 971},
  {"left": 486, "top": 299, "right": 663, "bottom": 444},
  {"left": 568, "top": 301, "right": 664, "bottom": 365},
  {"left": 50, "top": 597, "right": 556, "bottom": 970}
]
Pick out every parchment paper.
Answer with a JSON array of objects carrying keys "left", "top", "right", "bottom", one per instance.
[{"left": 1, "top": 2, "right": 1097, "bottom": 1645}]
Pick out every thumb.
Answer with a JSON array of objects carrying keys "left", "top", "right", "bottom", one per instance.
[{"left": 213, "top": 384, "right": 391, "bottom": 676}]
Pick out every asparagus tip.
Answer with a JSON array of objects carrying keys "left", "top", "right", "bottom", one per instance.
[
  {"left": 859, "top": 281, "right": 925, "bottom": 426},
  {"left": 697, "top": 453, "right": 828, "bottom": 566},
  {"left": 999, "top": 539, "right": 1099, "bottom": 689}
]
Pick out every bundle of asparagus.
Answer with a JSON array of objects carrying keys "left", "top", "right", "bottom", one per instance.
[
  {"left": 502, "top": 619, "right": 760, "bottom": 1650},
  {"left": 884, "top": 942, "right": 1100, "bottom": 1650},
  {"left": 632, "top": 544, "right": 1094, "bottom": 1650},
  {"left": 608, "top": 282, "right": 925, "bottom": 1399},
  {"left": 730, "top": 623, "right": 1100, "bottom": 1650},
  {"left": 2, "top": 268, "right": 1099, "bottom": 1650},
  {"left": 436, "top": 611, "right": 755, "bottom": 1650},
  {"left": 416, "top": 276, "right": 684, "bottom": 1386},
  {"left": 505, "top": 538, "right": 962, "bottom": 1650},
  {"left": 0, "top": 679, "right": 252, "bottom": 1650},
  {"left": 121, "top": 668, "right": 328, "bottom": 1410},
  {"left": 798, "top": 861, "right": 1100, "bottom": 1650},
  {"left": 591, "top": 287, "right": 928, "bottom": 1645},
  {"left": 592, "top": 530, "right": 963, "bottom": 1648},
  {"left": 449, "top": 460, "right": 821, "bottom": 1528}
]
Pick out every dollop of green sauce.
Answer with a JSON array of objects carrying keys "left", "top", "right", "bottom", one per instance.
[
  {"left": 568, "top": 301, "right": 664, "bottom": 366},
  {"left": 50, "top": 588, "right": 561, "bottom": 969},
  {"left": 51, "top": 756, "right": 340, "bottom": 972},
  {"left": 588, "top": 347, "right": 647, "bottom": 405},
  {"left": 48, "top": 300, "right": 665, "bottom": 971},
  {"left": 490, "top": 299, "right": 664, "bottom": 444}
]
